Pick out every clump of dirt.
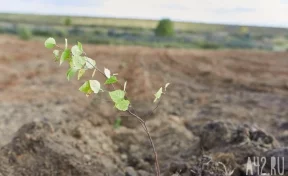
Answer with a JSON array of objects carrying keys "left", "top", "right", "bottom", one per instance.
[
  {"left": 0, "top": 35, "right": 288, "bottom": 175},
  {"left": 0, "top": 115, "right": 285, "bottom": 175}
]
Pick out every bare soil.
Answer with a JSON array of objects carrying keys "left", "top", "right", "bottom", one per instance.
[{"left": 0, "top": 35, "right": 287, "bottom": 176}]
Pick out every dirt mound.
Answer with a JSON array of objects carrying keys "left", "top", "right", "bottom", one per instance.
[{"left": 0, "top": 115, "right": 285, "bottom": 176}]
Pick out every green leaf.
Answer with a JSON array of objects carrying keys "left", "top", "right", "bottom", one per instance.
[
  {"left": 115, "top": 100, "right": 130, "bottom": 111},
  {"left": 45, "top": 37, "right": 56, "bottom": 49},
  {"left": 53, "top": 50, "right": 60, "bottom": 61},
  {"left": 78, "top": 42, "right": 83, "bottom": 52},
  {"left": 89, "top": 80, "right": 101, "bottom": 93},
  {"left": 72, "top": 55, "right": 85, "bottom": 69},
  {"left": 153, "top": 87, "right": 163, "bottom": 102},
  {"left": 60, "top": 49, "right": 71, "bottom": 65},
  {"left": 109, "top": 90, "right": 125, "bottom": 103},
  {"left": 71, "top": 44, "right": 82, "bottom": 56},
  {"left": 66, "top": 67, "right": 77, "bottom": 81},
  {"left": 113, "top": 117, "right": 122, "bottom": 129},
  {"left": 78, "top": 69, "right": 86, "bottom": 80},
  {"left": 109, "top": 90, "right": 129, "bottom": 111},
  {"left": 79, "top": 81, "right": 92, "bottom": 96},
  {"left": 69, "top": 60, "right": 73, "bottom": 68},
  {"left": 105, "top": 76, "right": 117, "bottom": 84},
  {"left": 85, "top": 57, "right": 96, "bottom": 69}
]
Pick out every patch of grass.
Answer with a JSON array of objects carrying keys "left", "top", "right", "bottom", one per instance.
[
  {"left": 32, "top": 28, "right": 67, "bottom": 37},
  {"left": 18, "top": 27, "right": 32, "bottom": 40},
  {"left": 64, "top": 17, "right": 72, "bottom": 26},
  {"left": 32, "top": 28, "right": 54, "bottom": 37},
  {"left": 195, "top": 41, "right": 222, "bottom": 49}
]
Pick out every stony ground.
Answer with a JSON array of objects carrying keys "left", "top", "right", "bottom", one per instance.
[{"left": 0, "top": 35, "right": 287, "bottom": 176}]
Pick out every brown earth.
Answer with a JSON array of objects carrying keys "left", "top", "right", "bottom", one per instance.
[{"left": 0, "top": 35, "right": 287, "bottom": 176}]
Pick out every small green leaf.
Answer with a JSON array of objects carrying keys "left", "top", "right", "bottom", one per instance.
[
  {"left": 78, "top": 69, "right": 86, "bottom": 80},
  {"left": 66, "top": 67, "right": 77, "bottom": 81},
  {"left": 85, "top": 57, "right": 96, "bottom": 69},
  {"left": 114, "top": 117, "right": 122, "bottom": 129},
  {"left": 89, "top": 80, "right": 101, "bottom": 93},
  {"left": 69, "top": 60, "right": 73, "bottom": 68},
  {"left": 53, "top": 50, "right": 60, "bottom": 61},
  {"left": 109, "top": 90, "right": 125, "bottom": 103},
  {"left": 72, "top": 55, "right": 85, "bottom": 69},
  {"left": 109, "top": 90, "right": 129, "bottom": 111},
  {"left": 45, "top": 37, "right": 56, "bottom": 49},
  {"left": 79, "top": 81, "right": 92, "bottom": 96},
  {"left": 71, "top": 45, "right": 82, "bottom": 56},
  {"left": 115, "top": 100, "right": 130, "bottom": 111},
  {"left": 105, "top": 76, "right": 117, "bottom": 84},
  {"left": 104, "top": 68, "right": 111, "bottom": 78},
  {"left": 154, "top": 87, "right": 163, "bottom": 102},
  {"left": 78, "top": 42, "right": 83, "bottom": 52},
  {"left": 60, "top": 49, "right": 71, "bottom": 65}
]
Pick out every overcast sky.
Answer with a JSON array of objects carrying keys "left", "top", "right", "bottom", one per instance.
[{"left": 1, "top": 0, "right": 288, "bottom": 27}]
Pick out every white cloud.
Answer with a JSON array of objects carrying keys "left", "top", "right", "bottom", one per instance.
[{"left": 1, "top": 0, "right": 288, "bottom": 27}]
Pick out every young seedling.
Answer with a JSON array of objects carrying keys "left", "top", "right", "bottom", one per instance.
[{"left": 44, "top": 37, "right": 170, "bottom": 176}]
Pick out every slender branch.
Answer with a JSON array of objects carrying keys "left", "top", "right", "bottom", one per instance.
[
  {"left": 128, "top": 109, "right": 160, "bottom": 176},
  {"left": 144, "top": 95, "right": 163, "bottom": 118},
  {"left": 127, "top": 109, "right": 145, "bottom": 124}
]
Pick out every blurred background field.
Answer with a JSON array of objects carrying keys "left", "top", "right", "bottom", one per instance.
[{"left": 1, "top": 13, "right": 288, "bottom": 50}]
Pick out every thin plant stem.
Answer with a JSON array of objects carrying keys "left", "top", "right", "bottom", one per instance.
[{"left": 127, "top": 109, "right": 160, "bottom": 176}]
